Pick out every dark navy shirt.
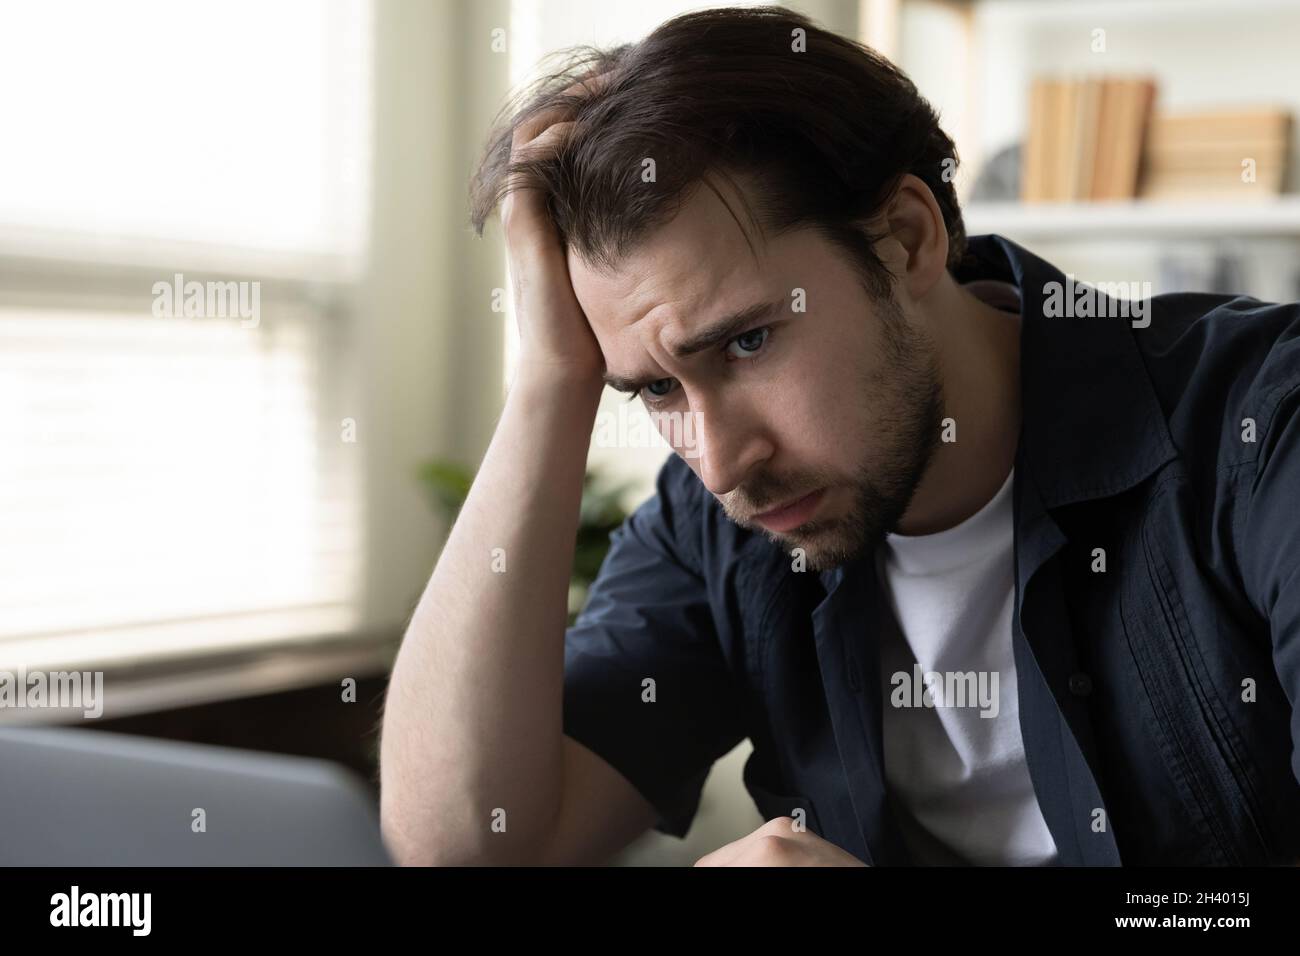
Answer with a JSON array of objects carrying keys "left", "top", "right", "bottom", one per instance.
[{"left": 561, "top": 234, "right": 1300, "bottom": 865}]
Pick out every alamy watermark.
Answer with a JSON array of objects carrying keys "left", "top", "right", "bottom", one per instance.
[
  {"left": 50, "top": 886, "right": 151, "bottom": 936},
  {"left": 592, "top": 403, "right": 702, "bottom": 458},
  {"left": 1042, "top": 274, "right": 1152, "bottom": 328},
  {"left": 0, "top": 667, "right": 104, "bottom": 718},
  {"left": 890, "top": 665, "right": 999, "bottom": 718},
  {"left": 152, "top": 272, "right": 260, "bottom": 328}
]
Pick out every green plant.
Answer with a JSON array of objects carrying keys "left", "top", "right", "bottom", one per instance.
[{"left": 417, "top": 459, "right": 635, "bottom": 624}]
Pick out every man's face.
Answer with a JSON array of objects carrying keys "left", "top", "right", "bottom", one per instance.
[{"left": 568, "top": 179, "right": 944, "bottom": 571}]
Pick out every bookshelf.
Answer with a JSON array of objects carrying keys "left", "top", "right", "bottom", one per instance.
[
  {"left": 862, "top": 0, "right": 1300, "bottom": 299},
  {"left": 866, "top": 0, "right": 1300, "bottom": 207},
  {"left": 965, "top": 196, "right": 1300, "bottom": 241}
]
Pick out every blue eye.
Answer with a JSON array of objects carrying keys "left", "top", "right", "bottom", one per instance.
[
  {"left": 632, "top": 378, "right": 676, "bottom": 405},
  {"left": 635, "top": 326, "right": 772, "bottom": 405},
  {"left": 725, "top": 327, "right": 769, "bottom": 358}
]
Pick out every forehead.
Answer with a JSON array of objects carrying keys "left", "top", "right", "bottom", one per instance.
[{"left": 566, "top": 178, "right": 773, "bottom": 344}]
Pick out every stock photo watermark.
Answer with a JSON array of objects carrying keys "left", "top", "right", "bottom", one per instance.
[
  {"left": 152, "top": 273, "right": 261, "bottom": 329},
  {"left": 1042, "top": 274, "right": 1152, "bottom": 328},
  {"left": 0, "top": 667, "right": 104, "bottom": 719},
  {"left": 50, "top": 886, "right": 151, "bottom": 936},
  {"left": 592, "top": 403, "right": 702, "bottom": 458},
  {"left": 890, "top": 666, "right": 1000, "bottom": 718}
]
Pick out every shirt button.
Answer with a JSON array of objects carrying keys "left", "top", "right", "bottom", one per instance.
[{"left": 1068, "top": 672, "right": 1094, "bottom": 697}]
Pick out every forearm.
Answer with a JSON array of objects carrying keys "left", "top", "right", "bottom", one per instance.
[{"left": 380, "top": 364, "right": 604, "bottom": 865}]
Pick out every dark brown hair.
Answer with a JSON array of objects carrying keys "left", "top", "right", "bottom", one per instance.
[{"left": 469, "top": 5, "right": 967, "bottom": 298}]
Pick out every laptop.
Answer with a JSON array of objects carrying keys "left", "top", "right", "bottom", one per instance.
[{"left": 0, "top": 725, "right": 393, "bottom": 865}]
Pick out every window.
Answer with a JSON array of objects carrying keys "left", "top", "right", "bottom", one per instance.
[{"left": 0, "top": 0, "right": 371, "bottom": 672}]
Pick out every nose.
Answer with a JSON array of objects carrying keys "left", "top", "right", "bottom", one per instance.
[{"left": 685, "top": 392, "right": 774, "bottom": 497}]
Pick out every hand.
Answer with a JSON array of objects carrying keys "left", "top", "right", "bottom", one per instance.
[
  {"left": 501, "top": 71, "right": 613, "bottom": 382},
  {"left": 693, "top": 817, "right": 869, "bottom": 867}
]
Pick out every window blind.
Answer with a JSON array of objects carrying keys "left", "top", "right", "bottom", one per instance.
[{"left": 0, "top": 0, "right": 371, "bottom": 669}]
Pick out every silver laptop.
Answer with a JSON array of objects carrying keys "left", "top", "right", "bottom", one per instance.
[{"left": 0, "top": 725, "right": 392, "bottom": 865}]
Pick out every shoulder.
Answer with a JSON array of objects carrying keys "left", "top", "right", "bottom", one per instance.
[{"left": 1137, "top": 293, "right": 1300, "bottom": 467}]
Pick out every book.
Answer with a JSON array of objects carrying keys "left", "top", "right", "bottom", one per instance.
[
  {"left": 1139, "top": 107, "right": 1290, "bottom": 198},
  {"left": 1022, "top": 74, "right": 1157, "bottom": 202}
]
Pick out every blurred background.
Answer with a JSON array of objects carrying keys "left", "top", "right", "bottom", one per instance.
[{"left": 2, "top": 0, "right": 1297, "bottom": 866}]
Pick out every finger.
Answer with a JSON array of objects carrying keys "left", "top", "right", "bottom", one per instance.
[
  {"left": 693, "top": 818, "right": 789, "bottom": 867},
  {"left": 502, "top": 121, "right": 577, "bottom": 233},
  {"left": 505, "top": 120, "right": 577, "bottom": 212},
  {"left": 700, "top": 833, "right": 804, "bottom": 868},
  {"left": 693, "top": 834, "right": 750, "bottom": 867},
  {"left": 509, "top": 120, "right": 577, "bottom": 167},
  {"left": 513, "top": 70, "right": 614, "bottom": 147},
  {"left": 503, "top": 121, "right": 576, "bottom": 204}
]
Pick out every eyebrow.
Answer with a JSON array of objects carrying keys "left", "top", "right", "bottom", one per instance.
[{"left": 601, "top": 296, "right": 786, "bottom": 395}]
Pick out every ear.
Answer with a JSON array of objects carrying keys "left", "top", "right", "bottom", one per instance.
[{"left": 873, "top": 174, "right": 950, "bottom": 302}]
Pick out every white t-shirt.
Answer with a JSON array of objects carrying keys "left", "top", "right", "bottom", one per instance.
[
  {"left": 877, "top": 466, "right": 1058, "bottom": 865},
  {"left": 874, "top": 276, "right": 1058, "bottom": 865}
]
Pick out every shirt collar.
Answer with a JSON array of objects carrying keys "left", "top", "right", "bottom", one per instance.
[
  {"left": 954, "top": 234, "right": 1178, "bottom": 510},
  {"left": 817, "top": 233, "right": 1174, "bottom": 595}
]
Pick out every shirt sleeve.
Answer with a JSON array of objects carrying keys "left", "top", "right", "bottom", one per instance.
[
  {"left": 561, "top": 455, "right": 748, "bottom": 839},
  {"left": 1241, "top": 379, "right": 1300, "bottom": 787}
]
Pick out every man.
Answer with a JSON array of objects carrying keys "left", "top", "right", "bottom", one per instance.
[{"left": 379, "top": 6, "right": 1300, "bottom": 866}]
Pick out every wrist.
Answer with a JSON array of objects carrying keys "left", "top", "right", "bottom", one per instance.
[{"left": 510, "top": 359, "right": 606, "bottom": 398}]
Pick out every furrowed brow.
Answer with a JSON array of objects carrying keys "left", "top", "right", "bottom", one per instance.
[{"left": 601, "top": 296, "right": 785, "bottom": 394}]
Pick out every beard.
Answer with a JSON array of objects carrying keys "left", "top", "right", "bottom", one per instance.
[{"left": 723, "top": 295, "right": 945, "bottom": 572}]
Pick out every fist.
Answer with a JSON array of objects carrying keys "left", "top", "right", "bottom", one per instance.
[{"left": 694, "top": 817, "right": 868, "bottom": 867}]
